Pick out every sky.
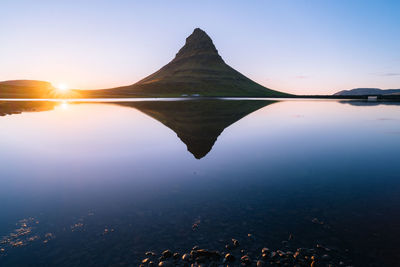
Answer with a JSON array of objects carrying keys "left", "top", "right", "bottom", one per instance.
[{"left": 1, "top": 0, "right": 399, "bottom": 95}]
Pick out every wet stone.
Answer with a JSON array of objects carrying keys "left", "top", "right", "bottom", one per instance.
[
  {"left": 240, "top": 255, "right": 251, "bottom": 266},
  {"left": 158, "top": 261, "right": 173, "bottom": 267},
  {"left": 182, "top": 253, "right": 191, "bottom": 261},
  {"left": 146, "top": 251, "right": 156, "bottom": 257},
  {"left": 261, "top": 248, "right": 270, "bottom": 254},
  {"left": 161, "top": 250, "right": 172, "bottom": 259},
  {"left": 224, "top": 253, "right": 235, "bottom": 263}
]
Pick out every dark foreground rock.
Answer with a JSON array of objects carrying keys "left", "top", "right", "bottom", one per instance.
[{"left": 139, "top": 239, "right": 353, "bottom": 267}]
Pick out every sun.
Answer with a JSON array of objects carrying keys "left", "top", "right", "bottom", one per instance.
[{"left": 56, "top": 83, "right": 69, "bottom": 92}]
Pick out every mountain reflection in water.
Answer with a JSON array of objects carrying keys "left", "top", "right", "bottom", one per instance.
[
  {"left": 0, "top": 101, "right": 57, "bottom": 116},
  {"left": 0, "top": 99, "right": 275, "bottom": 159},
  {"left": 0, "top": 99, "right": 400, "bottom": 266},
  {"left": 116, "top": 100, "right": 275, "bottom": 159}
]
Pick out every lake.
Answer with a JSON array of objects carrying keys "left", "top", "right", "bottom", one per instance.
[{"left": 0, "top": 99, "right": 399, "bottom": 266}]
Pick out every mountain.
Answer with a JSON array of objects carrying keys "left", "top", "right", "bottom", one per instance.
[
  {"left": 85, "top": 28, "right": 288, "bottom": 97},
  {"left": 0, "top": 80, "right": 81, "bottom": 98},
  {"left": 115, "top": 100, "right": 276, "bottom": 159},
  {"left": 0, "top": 80, "right": 54, "bottom": 98},
  {"left": 334, "top": 88, "right": 400, "bottom": 96}
]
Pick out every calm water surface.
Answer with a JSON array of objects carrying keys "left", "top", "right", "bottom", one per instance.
[{"left": 0, "top": 99, "right": 399, "bottom": 266}]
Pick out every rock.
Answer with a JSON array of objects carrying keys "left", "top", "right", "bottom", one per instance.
[
  {"left": 225, "top": 243, "right": 234, "bottom": 250},
  {"left": 162, "top": 250, "right": 172, "bottom": 259},
  {"left": 224, "top": 253, "right": 235, "bottom": 263},
  {"left": 142, "top": 258, "right": 150, "bottom": 264},
  {"left": 232, "top": 239, "right": 240, "bottom": 248},
  {"left": 240, "top": 255, "right": 251, "bottom": 265},
  {"left": 173, "top": 252, "right": 180, "bottom": 260},
  {"left": 256, "top": 260, "right": 266, "bottom": 267},
  {"left": 158, "top": 261, "right": 173, "bottom": 267},
  {"left": 277, "top": 250, "right": 286, "bottom": 257},
  {"left": 148, "top": 261, "right": 156, "bottom": 267},
  {"left": 191, "top": 249, "right": 221, "bottom": 261},
  {"left": 261, "top": 248, "right": 270, "bottom": 254},
  {"left": 146, "top": 251, "right": 156, "bottom": 257},
  {"left": 192, "top": 223, "right": 199, "bottom": 231},
  {"left": 182, "top": 253, "right": 191, "bottom": 261}
]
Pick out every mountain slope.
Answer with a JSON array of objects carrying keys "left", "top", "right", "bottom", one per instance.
[
  {"left": 0, "top": 80, "right": 81, "bottom": 98},
  {"left": 0, "top": 80, "right": 54, "bottom": 98},
  {"left": 334, "top": 88, "right": 400, "bottom": 96},
  {"left": 86, "top": 28, "right": 288, "bottom": 97}
]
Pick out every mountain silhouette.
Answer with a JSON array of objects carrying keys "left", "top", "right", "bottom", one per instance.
[
  {"left": 334, "top": 88, "right": 400, "bottom": 96},
  {"left": 116, "top": 100, "right": 276, "bottom": 159},
  {"left": 86, "top": 28, "right": 287, "bottom": 97}
]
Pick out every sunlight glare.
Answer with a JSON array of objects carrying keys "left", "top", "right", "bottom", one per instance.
[
  {"left": 56, "top": 83, "right": 69, "bottom": 92},
  {"left": 60, "top": 100, "right": 69, "bottom": 110}
]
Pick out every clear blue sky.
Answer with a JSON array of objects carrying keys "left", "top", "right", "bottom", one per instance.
[{"left": 1, "top": 0, "right": 399, "bottom": 94}]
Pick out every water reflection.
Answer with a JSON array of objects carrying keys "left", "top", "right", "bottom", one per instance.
[
  {"left": 339, "top": 100, "right": 400, "bottom": 106},
  {"left": 0, "top": 100, "right": 275, "bottom": 159},
  {"left": 0, "top": 101, "right": 58, "bottom": 116},
  {"left": 1, "top": 99, "right": 400, "bottom": 266},
  {"left": 116, "top": 100, "right": 275, "bottom": 158}
]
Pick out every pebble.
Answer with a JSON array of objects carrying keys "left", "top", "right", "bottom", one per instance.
[
  {"left": 173, "top": 252, "right": 180, "bottom": 260},
  {"left": 161, "top": 250, "right": 172, "bottom": 259},
  {"left": 256, "top": 260, "right": 266, "bottom": 267},
  {"left": 182, "top": 253, "right": 190, "bottom": 261},
  {"left": 224, "top": 253, "right": 235, "bottom": 262},
  {"left": 140, "top": 237, "right": 349, "bottom": 266},
  {"left": 158, "top": 261, "right": 173, "bottom": 267},
  {"left": 261, "top": 247, "right": 270, "bottom": 254},
  {"left": 240, "top": 255, "right": 251, "bottom": 265},
  {"left": 146, "top": 251, "right": 156, "bottom": 257}
]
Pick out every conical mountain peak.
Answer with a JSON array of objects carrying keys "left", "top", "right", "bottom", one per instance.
[
  {"left": 173, "top": 28, "right": 222, "bottom": 62},
  {"left": 98, "top": 28, "right": 289, "bottom": 97}
]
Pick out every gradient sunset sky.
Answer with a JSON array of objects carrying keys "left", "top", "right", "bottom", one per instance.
[{"left": 1, "top": 0, "right": 399, "bottom": 94}]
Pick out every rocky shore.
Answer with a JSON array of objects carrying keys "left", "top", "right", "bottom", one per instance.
[{"left": 139, "top": 237, "right": 353, "bottom": 267}]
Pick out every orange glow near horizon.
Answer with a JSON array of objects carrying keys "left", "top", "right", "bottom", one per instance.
[{"left": 55, "top": 83, "right": 69, "bottom": 92}]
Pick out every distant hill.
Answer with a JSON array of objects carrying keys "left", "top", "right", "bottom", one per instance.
[
  {"left": 0, "top": 80, "right": 81, "bottom": 98},
  {"left": 84, "top": 28, "right": 289, "bottom": 98},
  {"left": 334, "top": 88, "right": 400, "bottom": 96},
  {"left": 0, "top": 80, "right": 53, "bottom": 88},
  {"left": 0, "top": 80, "right": 54, "bottom": 98}
]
